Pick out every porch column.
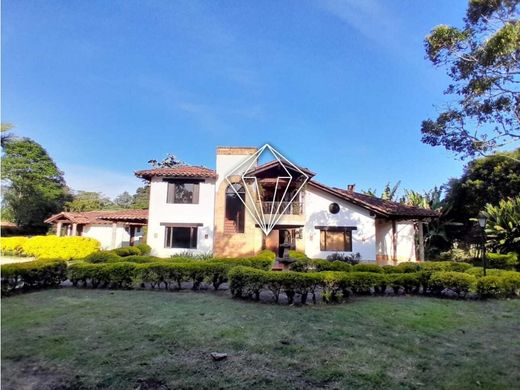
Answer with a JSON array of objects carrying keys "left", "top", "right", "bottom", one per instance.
[
  {"left": 111, "top": 222, "right": 118, "bottom": 249},
  {"left": 56, "top": 221, "right": 63, "bottom": 236},
  {"left": 417, "top": 222, "right": 425, "bottom": 261},
  {"left": 72, "top": 223, "right": 78, "bottom": 236},
  {"left": 392, "top": 220, "right": 397, "bottom": 263}
]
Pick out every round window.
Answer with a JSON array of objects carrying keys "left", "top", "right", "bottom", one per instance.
[{"left": 329, "top": 203, "right": 340, "bottom": 214}]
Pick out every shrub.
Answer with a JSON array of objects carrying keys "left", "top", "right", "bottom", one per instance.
[
  {"left": 422, "top": 261, "right": 472, "bottom": 273},
  {"left": 429, "top": 272, "right": 476, "bottom": 298},
  {"left": 476, "top": 276, "right": 506, "bottom": 298},
  {"left": 111, "top": 246, "right": 141, "bottom": 257},
  {"left": 84, "top": 251, "right": 121, "bottom": 263},
  {"left": 288, "top": 250, "right": 308, "bottom": 260},
  {"left": 1, "top": 259, "right": 67, "bottom": 294},
  {"left": 113, "top": 255, "right": 162, "bottom": 264},
  {"left": 1, "top": 236, "right": 29, "bottom": 256},
  {"left": 313, "top": 259, "right": 352, "bottom": 272},
  {"left": 212, "top": 257, "right": 274, "bottom": 271},
  {"left": 68, "top": 262, "right": 137, "bottom": 288},
  {"left": 319, "top": 272, "right": 347, "bottom": 302},
  {"left": 228, "top": 266, "right": 267, "bottom": 300},
  {"left": 288, "top": 258, "right": 313, "bottom": 272},
  {"left": 326, "top": 252, "right": 361, "bottom": 265},
  {"left": 21, "top": 236, "right": 100, "bottom": 260},
  {"left": 501, "top": 271, "right": 520, "bottom": 297},
  {"left": 347, "top": 272, "right": 382, "bottom": 295},
  {"left": 135, "top": 243, "right": 152, "bottom": 255},
  {"left": 487, "top": 253, "right": 518, "bottom": 270},
  {"left": 252, "top": 250, "right": 276, "bottom": 260},
  {"left": 395, "top": 262, "right": 422, "bottom": 273},
  {"left": 352, "top": 263, "right": 383, "bottom": 273},
  {"left": 438, "top": 248, "right": 475, "bottom": 263},
  {"left": 382, "top": 265, "right": 403, "bottom": 274},
  {"left": 388, "top": 273, "right": 421, "bottom": 295}
]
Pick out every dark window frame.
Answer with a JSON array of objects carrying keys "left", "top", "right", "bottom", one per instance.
[
  {"left": 166, "top": 179, "right": 201, "bottom": 204},
  {"left": 164, "top": 226, "right": 198, "bottom": 249},
  {"left": 317, "top": 226, "right": 356, "bottom": 252}
]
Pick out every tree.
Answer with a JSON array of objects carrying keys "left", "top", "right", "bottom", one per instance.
[
  {"left": 114, "top": 191, "right": 133, "bottom": 209},
  {"left": 421, "top": 0, "right": 520, "bottom": 158},
  {"left": 148, "top": 153, "right": 184, "bottom": 168},
  {"left": 1, "top": 137, "right": 70, "bottom": 232},
  {"left": 362, "top": 181, "right": 401, "bottom": 201},
  {"left": 65, "top": 191, "right": 113, "bottom": 212},
  {"left": 131, "top": 186, "right": 150, "bottom": 209},
  {"left": 1, "top": 123, "right": 14, "bottom": 148},
  {"left": 483, "top": 197, "right": 520, "bottom": 253},
  {"left": 443, "top": 148, "right": 520, "bottom": 244}
]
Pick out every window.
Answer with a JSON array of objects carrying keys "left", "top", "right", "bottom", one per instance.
[
  {"left": 164, "top": 226, "right": 198, "bottom": 248},
  {"left": 225, "top": 183, "right": 245, "bottom": 233},
  {"left": 319, "top": 228, "right": 354, "bottom": 251},
  {"left": 166, "top": 180, "right": 200, "bottom": 204}
]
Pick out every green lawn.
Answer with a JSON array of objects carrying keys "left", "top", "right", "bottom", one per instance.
[{"left": 2, "top": 289, "right": 520, "bottom": 389}]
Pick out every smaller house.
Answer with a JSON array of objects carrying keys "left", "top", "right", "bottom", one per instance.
[{"left": 44, "top": 210, "right": 148, "bottom": 250}]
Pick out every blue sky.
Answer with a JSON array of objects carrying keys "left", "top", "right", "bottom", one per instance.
[{"left": 2, "top": 0, "right": 468, "bottom": 198}]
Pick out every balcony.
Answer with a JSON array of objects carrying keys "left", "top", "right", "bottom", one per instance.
[{"left": 259, "top": 201, "right": 304, "bottom": 216}]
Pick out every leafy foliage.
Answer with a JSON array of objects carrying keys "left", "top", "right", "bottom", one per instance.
[
  {"left": 421, "top": 0, "right": 520, "bottom": 157},
  {"left": 483, "top": 197, "right": 520, "bottom": 253},
  {"left": 1, "top": 259, "right": 67, "bottom": 295},
  {"left": 1, "top": 138, "right": 70, "bottom": 232},
  {"left": 21, "top": 235, "right": 100, "bottom": 260},
  {"left": 65, "top": 191, "right": 114, "bottom": 212}
]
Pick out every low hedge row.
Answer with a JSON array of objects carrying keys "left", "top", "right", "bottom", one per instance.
[
  {"left": 68, "top": 261, "right": 232, "bottom": 290},
  {"left": 1, "top": 260, "right": 67, "bottom": 294}
]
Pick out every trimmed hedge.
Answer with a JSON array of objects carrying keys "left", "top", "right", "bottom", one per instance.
[
  {"left": 487, "top": 253, "right": 518, "bottom": 270},
  {"left": 429, "top": 272, "right": 476, "bottom": 298},
  {"left": 1, "top": 260, "right": 67, "bottom": 294},
  {"left": 313, "top": 260, "right": 352, "bottom": 272},
  {"left": 84, "top": 251, "right": 121, "bottom": 263},
  {"left": 135, "top": 243, "right": 152, "bottom": 255},
  {"left": 111, "top": 246, "right": 141, "bottom": 257},
  {"left": 1, "top": 237, "right": 29, "bottom": 256},
  {"left": 352, "top": 263, "right": 383, "bottom": 273},
  {"left": 21, "top": 236, "right": 100, "bottom": 260}
]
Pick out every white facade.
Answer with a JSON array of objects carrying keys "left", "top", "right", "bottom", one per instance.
[
  {"left": 66, "top": 224, "right": 143, "bottom": 250},
  {"left": 147, "top": 176, "right": 216, "bottom": 257},
  {"left": 303, "top": 186, "right": 377, "bottom": 260}
]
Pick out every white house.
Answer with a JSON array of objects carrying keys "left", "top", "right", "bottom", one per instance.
[{"left": 46, "top": 146, "right": 438, "bottom": 264}]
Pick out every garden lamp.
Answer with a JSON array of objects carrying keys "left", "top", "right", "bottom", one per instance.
[{"left": 478, "top": 212, "right": 487, "bottom": 228}]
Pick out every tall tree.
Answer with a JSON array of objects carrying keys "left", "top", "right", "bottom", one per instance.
[
  {"left": 114, "top": 191, "right": 133, "bottom": 209},
  {"left": 131, "top": 186, "right": 150, "bottom": 209},
  {"left": 2, "top": 137, "right": 70, "bottom": 232},
  {"left": 1, "top": 123, "right": 14, "bottom": 148},
  {"left": 65, "top": 191, "right": 114, "bottom": 212},
  {"left": 443, "top": 148, "right": 520, "bottom": 243},
  {"left": 421, "top": 0, "right": 520, "bottom": 158}
]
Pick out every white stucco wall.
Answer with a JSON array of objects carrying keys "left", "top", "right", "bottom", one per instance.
[
  {"left": 215, "top": 152, "right": 258, "bottom": 189},
  {"left": 396, "top": 221, "right": 417, "bottom": 262},
  {"left": 303, "top": 187, "right": 377, "bottom": 261},
  {"left": 82, "top": 224, "right": 134, "bottom": 250},
  {"left": 147, "top": 177, "right": 216, "bottom": 257}
]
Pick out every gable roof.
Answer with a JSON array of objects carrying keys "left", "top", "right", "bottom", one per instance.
[
  {"left": 308, "top": 181, "right": 439, "bottom": 219},
  {"left": 45, "top": 209, "right": 148, "bottom": 225},
  {"left": 135, "top": 165, "right": 218, "bottom": 180},
  {"left": 245, "top": 160, "right": 316, "bottom": 177}
]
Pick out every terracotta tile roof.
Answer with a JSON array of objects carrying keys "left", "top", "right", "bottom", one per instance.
[
  {"left": 309, "top": 181, "right": 439, "bottom": 219},
  {"left": 135, "top": 165, "right": 217, "bottom": 180},
  {"left": 45, "top": 209, "right": 148, "bottom": 225}
]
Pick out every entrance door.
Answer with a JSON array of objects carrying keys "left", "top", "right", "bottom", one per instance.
[
  {"left": 129, "top": 226, "right": 136, "bottom": 246},
  {"left": 278, "top": 229, "right": 294, "bottom": 257}
]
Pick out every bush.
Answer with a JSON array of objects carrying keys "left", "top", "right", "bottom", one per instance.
[
  {"left": 288, "top": 258, "right": 313, "bottom": 272},
  {"left": 422, "top": 261, "right": 472, "bottom": 273},
  {"left": 21, "top": 236, "right": 100, "bottom": 260},
  {"left": 502, "top": 272, "right": 520, "bottom": 297},
  {"left": 326, "top": 252, "right": 361, "bottom": 264},
  {"left": 135, "top": 243, "right": 152, "bottom": 255},
  {"left": 476, "top": 276, "right": 506, "bottom": 298},
  {"left": 438, "top": 248, "right": 475, "bottom": 263},
  {"left": 212, "top": 257, "right": 274, "bottom": 271},
  {"left": 395, "top": 262, "right": 422, "bottom": 273},
  {"left": 252, "top": 250, "right": 276, "bottom": 260},
  {"left": 313, "top": 259, "right": 352, "bottom": 272},
  {"left": 429, "top": 272, "right": 476, "bottom": 298},
  {"left": 111, "top": 246, "right": 141, "bottom": 257},
  {"left": 84, "top": 251, "right": 121, "bottom": 263},
  {"left": 68, "top": 262, "right": 137, "bottom": 288},
  {"left": 388, "top": 273, "right": 421, "bottom": 295},
  {"left": 1, "top": 236, "right": 29, "bottom": 256},
  {"left": 487, "top": 253, "right": 518, "bottom": 270},
  {"left": 1, "top": 259, "right": 67, "bottom": 294},
  {"left": 352, "top": 263, "right": 383, "bottom": 273},
  {"left": 288, "top": 250, "right": 308, "bottom": 260},
  {"left": 228, "top": 266, "right": 267, "bottom": 300}
]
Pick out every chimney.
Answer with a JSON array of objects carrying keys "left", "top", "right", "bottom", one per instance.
[{"left": 346, "top": 184, "right": 356, "bottom": 193}]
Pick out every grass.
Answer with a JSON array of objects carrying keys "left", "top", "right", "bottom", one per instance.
[{"left": 2, "top": 289, "right": 520, "bottom": 389}]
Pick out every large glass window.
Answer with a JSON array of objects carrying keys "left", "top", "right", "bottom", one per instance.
[
  {"left": 320, "top": 229, "right": 353, "bottom": 251},
  {"left": 164, "top": 226, "right": 198, "bottom": 248},
  {"left": 166, "top": 180, "right": 200, "bottom": 204},
  {"left": 225, "top": 183, "right": 245, "bottom": 233}
]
